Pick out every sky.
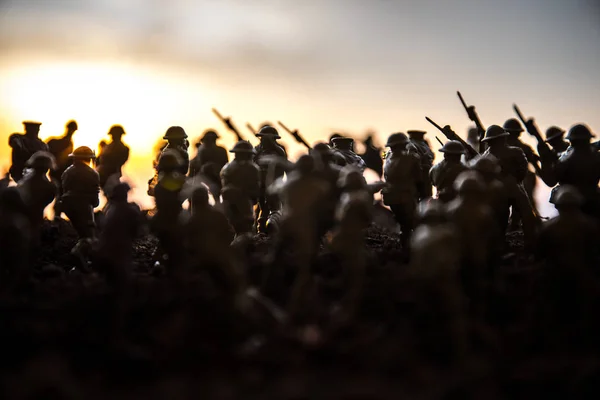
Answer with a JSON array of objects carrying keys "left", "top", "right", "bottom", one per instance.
[{"left": 0, "top": 0, "right": 599, "bottom": 213}]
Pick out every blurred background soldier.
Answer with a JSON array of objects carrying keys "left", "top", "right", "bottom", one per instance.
[
  {"left": 469, "top": 156, "right": 509, "bottom": 236},
  {"left": 407, "top": 130, "right": 434, "bottom": 200},
  {"left": 9, "top": 121, "right": 49, "bottom": 183},
  {"left": 47, "top": 120, "right": 77, "bottom": 218},
  {"left": 60, "top": 146, "right": 100, "bottom": 246},
  {"left": 254, "top": 126, "right": 287, "bottom": 233},
  {"left": 96, "top": 125, "right": 130, "bottom": 190},
  {"left": 545, "top": 126, "right": 569, "bottom": 158},
  {"left": 311, "top": 143, "right": 343, "bottom": 237},
  {"left": 221, "top": 141, "right": 260, "bottom": 236},
  {"left": 359, "top": 134, "right": 383, "bottom": 177},
  {"left": 17, "top": 151, "right": 57, "bottom": 248},
  {"left": 189, "top": 129, "right": 228, "bottom": 204},
  {"left": 429, "top": 140, "right": 467, "bottom": 203},
  {"left": 331, "top": 136, "right": 366, "bottom": 174},
  {"left": 381, "top": 133, "right": 422, "bottom": 252},
  {"left": 148, "top": 126, "right": 189, "bottom": 196},
  {"left": 467, "top": 126, "right": 480, "bottom": 153}
]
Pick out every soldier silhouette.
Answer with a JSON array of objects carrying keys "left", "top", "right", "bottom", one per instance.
[
  {"left": 17, "top": 152, "right": 58, "bottom": 247},
  {"left": 407, "top": 130, "right": 435, "bottom": 200},
  {"left": 148, "top": 126, "right": 189, "bottom": 196},
  {"left": 221, "top": 141, "right": 261, "bottom": 236},
  {"left": 60, "top": 146, "right": 100, "bottom": 255},
  {"left": 381, "top": 133, "right": 422, "bottom": 253},
  {"left": 96, "top": 125, "right": 130, "bottom": 189},
  {"left": 481, "top": 125, "right": 538, "bottom": 248},
  {"left": 545, "top": 126, "right": 569, "bottom": 157},
  {"left": 311, "top": 143, "right": 344, "bottom": 236},
  {"left": 429, "top": 140, "right": 467, "bottom": 203},
  {"left": 46, "top": 120, "right": 77, "bottom": 218},
  {"left": 189, "top": 129, "right": 228, "bottom": 204},
  {"left": 0, "top": 187, "right": 31, "bottom": 285},
  {"left": 331, "top": 137, "right": 366, "bottom": 173},
  {"left": 359, "top": 134, "right": 383, "bottom": 177},
  {"left": 9, "top": 121, "right": 49, "bottom": 183},
  {"left": 254, "top": 126, "right": 287, "bottom": 233},
  {"left": 469, "top": 155, "right": 509, "bottom": 235},
  {"left": 466, "top": 126, "right": 480, "bottom": 153}
]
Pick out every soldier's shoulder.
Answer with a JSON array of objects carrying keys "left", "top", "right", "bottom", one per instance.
[
  {"left": 506, "top": 145, "right": 526, "bottom": 156},
  {"left": 8, "top": 133, "right": 22, "bottom": 144}
]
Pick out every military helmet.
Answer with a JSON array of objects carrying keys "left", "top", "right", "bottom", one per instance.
[
  {"left": 69, "top": 146, "right": 95, "bottom": 159},
  {"left": 201, "top": 129, "right": 219, "bottom": 140},
  {"left": 385, "top": 132, "right": 409, "bottom": 147},
  {"left": 312, "top": 142, "right": 334, "bottom": 155},
  {"left": 554, "top": 185, "right": 584, "bottom": 208},
  {"left": 109, "top": 182, "right": 131, "bottom": 200},
  {"left": 256, "top": 125, "right": 281, "bottom": 139},
  {"left": 545, "top": 126, "right": 566, "bottom": 142},
  {"left": 439, "top": 140, "right": 465, "bottom": 154},
  {"left": 338, "top": 167, "right": 366, "bottom": 191},
  {"left": 163, "top": 126, "right": 188, "bottom": 140},
  {"left": 502, "top": 118, "right": 524, "bottom": 133},
  {"left": 470, "top": 155, "right": 501, "bottom": 175},
  {"left": 66, "top": 120, "right": 78, "bottom": 130},
  {"left": 23, "top": 121, "right": 42, "bottom": 128},
  {"left": 565, "top": 124, "right": 594, "bottom": 141},
  {"left": 157, "top": 149, "right": 184, "bottom": 170},
  {"left": 454, "top": 171, "right": 485, "bottom": 194},
  {"left": 481, "top": 125, "right": 509, "bottom": 142},
  {"left": 295, "top": 154, "right": 315, "bottom": 174},
  {"left": 26, "top": 151, "right": 56, "bottom": 170},
  {"left": 329, "top": 133, "right": 343, "bottom": 144},
  {"left": 407, "top": 130, "right": 427, "bottom": 137},
  {"left": 229, "top": 140, "right": 255, "bottom": 154},
  {"left": 331, "top": 136, "right": 354, "bottom": 147},
  {"left": 108, "top": 125, "right": 125, "bottom": 136}
]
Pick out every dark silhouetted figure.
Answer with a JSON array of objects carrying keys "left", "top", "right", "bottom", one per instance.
[
  {"left": 148, "top": 126, "right": 189, "bottom": 196},
  {"left": 382, "top": 133, "right": 422, "bottom": 252},
  {"left": 0, "top": 187, "right": 31, "bottom": 286},
  {"left": 359, "top": 134, "right": 383, "bottom": 177},
  {"left": 547, "top": 124, "right": 600, "bottom": 220},
  {"left": 407, "top": 130, "right": 435, "bottom": 200},
  {"left": 189, "top": 129, "right": 228, "bottom": 203},
  {"left": 47, "top": 120, "right": 77, "bottom": 218},
  {"left": 254, "top": 126, "right": 287, "bottom": 233},
  {"left": 17, "top": 151, "right": 57, "bottom": 247},
  {"left": 331, "top": 137, "right": 366, "bottom": 173},
  {"left": 151, "top": 149, "right": 187, "bottom": 275},
  {"left": 96, "top": 125, "right": 130, "bottom": 189},
  {"left": 429, "top": 140, "right": 467, "bottom": 203},
  {"left": 9, "top": 121, "right": 49, "bottom": 183},
  {"left": 311, "top": 142, "right": 344, "bottom": 236},
  {"left": 481, "top": 125, "right": 537, "bottom": 248},
  {"left": 545, "top": 126, "right": 569, "bottom": 157},
  {"left": 467, "top": 126, "right": 480, "bottom": 152},
  {"left": 469, "top": 155, "right": 509, "bottom": 235},
  {"left": 60, "top": 146, "right": 100, "bottom": 242},
  {"left": 221, "top": 141, "right": 261, "bottom": 236}
]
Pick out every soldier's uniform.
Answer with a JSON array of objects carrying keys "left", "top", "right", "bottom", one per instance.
[
  {"left": 9, "top": 121, "right": 49, "bottom": 183},
  {"left": 47, "top": 120, "right": 77, "bottom": 217},
  {"left": 552, "top": 124, "right": 600, "bottom": 220},
  {"left": 381, "top": 133, "right": 422, "bottom": 251},
  {"left": 469, "top": 155, "right": 510, "bottom": 235},
  {"left": 96, "top": 125, "right": 130, "bottom": 189},
  {"left": 481, "top": 125, "right": 538, "bottom": 247},
  {"left": 331, "top": 137, "right": 366, "bottom": 174},
  {"left": 311, "top": 143, "right": 344, "bottom": 235},
  {"left": 359, "top": 135, "right": 383, "bottom": 177},
  {"left": 148, "top": 126, "right": 189, "bottom": 196},
  {"left": 17, "top": 152, "right": 58, "bottom": 246},
  {"left": 60, "top": 147, "right": 100, "bottom": 240},
  {"left": 189, "top": 129, "right": 228, "bottom": 203},
  {"left": 429, "top": 140, "right": 467, "bottom": 203},
  {"left": 545, "top": 126, "right": 570, "bottom": 158},
  {"left": 408, "top": 130, "right": 435, "bottom": 200},
  {"left": 221, "top": 141, "right": 261, "bottom": 236},
  {"left": 254, "top": 126, "right": 287, "bottom": 233}
]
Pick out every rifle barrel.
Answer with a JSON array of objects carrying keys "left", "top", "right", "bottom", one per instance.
[{"left": 425, "top": 116, "right": 444, "bottom": 132}]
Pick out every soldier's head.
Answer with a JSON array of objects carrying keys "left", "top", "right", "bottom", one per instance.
[
  {"left": 108, "top": 182, "right": 131, "bottom": 203},
  {"left": 439, "top": 140, "right": 465, "bottom": 162},
  {"left": 329, "top": 133, "right": 343, "bottom": 146},
  {"left": 23, "top": 121, "right": 41, "bottom": 137},
  {"left": 256, "top": 125, "right": 280, "bottom": 144},
  {"left": 229, "top": 140, "right": 255, "bottom": 161},
  {"left": 481, "top": 125, "right": 509, "bottom": 148},
  {"left": 163, "top": 126, "right": 188, "bottom": 145},
  {"left": 503, "top": 118, "right": 524, "bottom": 138},
  {"left": 338, "top": 166, "right": 366, "bottom": 192},
  {"left": 417, "top": 200, "right": 446, "bottom": 226},
  {"left": 407, "top": 130, "right": 427, "bottom": 142},
  {"left": 332, "top": 136, "right": 354, "bottom": 151},
  {"left": 26, "top": 151, "right": 56, "bottom": 173},
  {"left": 565, "top": 124, "right": 594, "bottom": 148},
  {"left": 201, "top": 129, "right": 219, "bottom": 146},
  {"left": 295, "top": 154, "right": 315, "bottom": 175},
  {"left": 66, "top": 120, "right": 78, "bottom": 135},
  {"left": 157, "top": 149, "right": 184, "bottom": 172},
  {"left": 311, "top": 142, "right": 335, "bottom": 164},
  {"left": 108, "top": 125, "right": 125, "bottom": 140},
  {"left": 454, "top": 171, "right": 486, "bottom": 199},
  {"left": 385, "top": 132, "right": 409, "bottom": 152},
  {"left": 545, "top": 126, "right": 567, "bottom": 149},
  {"left": 467, "top": 126, "right": 479, "bottom": 147},
  {"left": 190, "top": 185, "right": 210, "bottom": 210},
  {"left": 469, "top": 155, "right": 501, "bottom": 181},
  {"left": 69, "top": 146, "right": 95, "bottom": 165},
  {"left": 554, "top": 185, "right": 584, "bottom": 213}
]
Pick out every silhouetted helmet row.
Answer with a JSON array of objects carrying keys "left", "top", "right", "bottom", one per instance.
[{"left": 439, "top": 140, "right": 465, "bottom": 154}]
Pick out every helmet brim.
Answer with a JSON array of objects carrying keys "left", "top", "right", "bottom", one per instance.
[{"left": 481, "top": 132, "right": 510, "bottom": 142}]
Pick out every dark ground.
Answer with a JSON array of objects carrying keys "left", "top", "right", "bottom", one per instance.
[{"left": 1, "top": 219, "right": 599, "bottom": 399}]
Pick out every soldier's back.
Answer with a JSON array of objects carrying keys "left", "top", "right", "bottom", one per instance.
[
  {"left": 47, "top": 136, "right": 73, "bottom": 171},
  {"left": 61, "top": 163, "right": 100, "bottom": 204},
  {"left": 484, "top": 146, "right": 528, "bottom": 182},
  {"left": 538, "top": 214, "right": 598, "bottom": 268},
  {"left": 556, "top": 150, "right": 600, "bottom": 194},
  {"left": 221, "top": 160, "right": 260, "bottom": 200},
  {"left": 196, "top": 145, "right": 228, "bottom": 171},
  {"left": 430, "top": 160, "right": 467, "bottom": 197},
  {"left": 18, "top": 174, "right": 56, "bottom": 214},
  {"left": 383, "top": 152, "right": 421, "bottom": 194}
]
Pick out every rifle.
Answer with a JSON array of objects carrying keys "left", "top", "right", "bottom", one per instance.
[
  {"left": 277, "top": 121, "right": 312, "bottom": 150},
  {"left": 425, "top": 117, "right": 479, "bottom": 157},
  {"left": 457, "top": 91, "right": 486, "bottom": 144},
  {"left": 246, "top": 123, "right": 258, "bottom": 137},
  {"left": 435, "top": 136, "right": 444, "bottom": 146},
  {"left": 211, "top": 108, "right": 245, "bottom": 142},
  {"left": 513, "top": 104, "right": 544, "bottom": 143}
]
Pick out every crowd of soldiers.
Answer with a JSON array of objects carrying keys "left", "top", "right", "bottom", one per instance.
[{"left": 1, "top": 112, "right": 599, "bottom": 322}]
